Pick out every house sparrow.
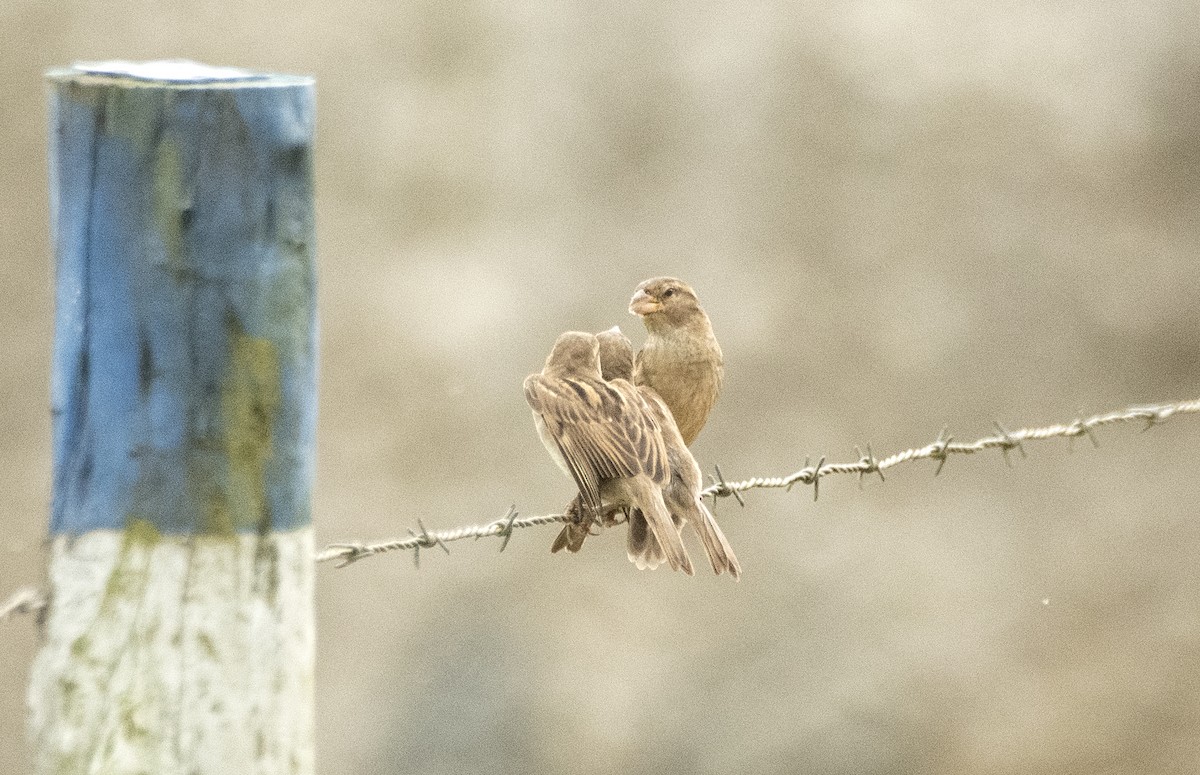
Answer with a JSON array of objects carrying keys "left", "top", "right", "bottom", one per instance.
[
  {"left": 629, "top": 277, "right": 723, "bottom": 446},
  {"left": 603, "top": 327, "right": 740, "bottom": 578},
  {"left": 553, "top": 328, "right": 740, "bottom": 578},
  {"left": 551, "top": 328, "right": 640, "bottom": 555},
  {"left": 526, "top": 331, "right": 694, "bottom": 575}
]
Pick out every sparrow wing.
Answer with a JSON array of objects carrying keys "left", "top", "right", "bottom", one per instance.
[{"left": 524, "top": 374, "right": 668, "bottom": 511}]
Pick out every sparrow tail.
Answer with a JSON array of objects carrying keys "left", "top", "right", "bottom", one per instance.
[
  {"left": 626, "top": 509, "right": 664, "bottom": 570},
  {"left": 637, "top": 483, "right": 694, "bottom": 576},
  {"left": 691, "top": 497, "right": 741, "bottom": 580}
]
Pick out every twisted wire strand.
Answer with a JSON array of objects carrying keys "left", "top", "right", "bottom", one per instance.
[
  {"left": 0, "top": 586, "right": 47, "bottom": 622},
  {"left": 315, "top": 509, "right": 569, "bottom": 568},
  {"left": 317, "top": 398, "right": 1200, "bottom": 568},
  {"left": 6, "top": 398, "right": 1192, "bottom": 617}
]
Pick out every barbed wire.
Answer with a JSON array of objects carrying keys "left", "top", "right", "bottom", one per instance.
[
  {"left": 0, "top": 586, "right": 48, "bottom": 622},
  {"left": 315, "top": 398, "right": 1200, "bottom": 568},
  {"left": 2, "top": 398, "right": 1196, "bottom": 616}
]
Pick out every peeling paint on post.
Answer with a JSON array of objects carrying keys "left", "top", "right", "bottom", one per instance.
[{"left": 28, "top": 61, "right": 317, "bottom": 775}]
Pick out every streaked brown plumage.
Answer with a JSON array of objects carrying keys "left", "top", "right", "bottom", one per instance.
[
  {"left": 553, "top": 328, "right": 740, "bottom": 578},
  {"left": 526, "top": 331, "right": 694, "bottom": 575},
  {"left": 607, "top": 328, "right": 740, "bottom": 578},
  {"left": 551, "top": 328, "right": 638, "bottom": 555},
  {"left": 641, "top": 390, "right": 741, "bottom": 579},
  {"left": 629, "top": 277, "right": 723, "bottom": 446}
]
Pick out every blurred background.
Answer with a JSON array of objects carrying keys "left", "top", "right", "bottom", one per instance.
[{"left": 2, "top": 1, "right": 1199, "bottom": 773}]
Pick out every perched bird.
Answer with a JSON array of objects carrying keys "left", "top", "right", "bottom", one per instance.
[
  {"left": 551, "top": 328, "right": 639, "bottom": 555},
  {"left": 525, "top": 331, "right": 694, "bottom": 575},
  {"left": 601, "top": 327, "right": 741, "bottom": 578},
  {"left": 629, "top": 277, "right": 724, "bottom": 446},
  {"left": 552, "top": 328, "right": 740, "bottom": 578}
]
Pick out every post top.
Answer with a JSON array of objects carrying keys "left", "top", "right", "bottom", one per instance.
[{"left": 47, "top": 60, "right": 313, "bottom": 88}]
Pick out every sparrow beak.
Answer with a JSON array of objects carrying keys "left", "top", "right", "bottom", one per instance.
[{"left": 629, "top": 289, "right": 662, "bottom": 316}]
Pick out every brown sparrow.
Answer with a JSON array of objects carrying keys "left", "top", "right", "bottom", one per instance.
[
  {"left": 526, "top": 331, "right": 694, "bottom": 575},
  {"left": 629, "top": 277, "right": 724, "bottom": 446}
]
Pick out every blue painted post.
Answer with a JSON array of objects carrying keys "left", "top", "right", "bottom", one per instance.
[{"left": 27, "top": 62, "right": 317, "bottom": 775}]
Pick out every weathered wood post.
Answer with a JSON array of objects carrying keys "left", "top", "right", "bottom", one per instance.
[{"left": 27, "top": 61, "right": 317, "bottom": 775}]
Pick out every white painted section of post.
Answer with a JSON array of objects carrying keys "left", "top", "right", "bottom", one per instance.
[{"left": 27, "top": 528, "right": 315, "bottom": 774}]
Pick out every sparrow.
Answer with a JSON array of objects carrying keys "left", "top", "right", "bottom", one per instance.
[
  {"left": 525, "top": 331, "right": 694, "bottom": 575},
  {"left": 603, "top": 327, "right": 741, "bottom": 578},
  {"left": 629, "top": 277, "right": 724, "bottom": 446},
  {"left": 550, "top": 328, "right": 639, "bottom": 555},
  {"left": 553, "top": 328, "right": 740, "bottom": 578}
]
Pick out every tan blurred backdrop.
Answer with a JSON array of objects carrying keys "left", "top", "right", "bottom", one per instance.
[{"left": 2, "top": 1, "right": 1199, "bottom": 773}]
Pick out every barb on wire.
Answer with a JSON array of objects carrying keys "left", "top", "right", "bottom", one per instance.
[
  {"left": 708, "top": 465, "right": 745, "bottom": 510},
  {"left": 315, "top": 506, "right": 570, "bottom": 567},
  {"left": 0, "top": 586, "right": 48, "bottom": 622},
  {"left": 316, "top": 398, "right": 1200, "bottom": 568}
]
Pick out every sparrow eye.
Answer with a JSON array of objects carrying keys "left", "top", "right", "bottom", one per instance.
[{"left": 663, "top": 288, "right": 675, "bottom": 298}]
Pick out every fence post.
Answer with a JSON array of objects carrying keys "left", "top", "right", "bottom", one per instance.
[{"left": 27, "top": 61, "right": 317, "bottom": 775}]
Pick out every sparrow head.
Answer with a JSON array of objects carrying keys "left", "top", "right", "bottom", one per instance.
[
  {"left": 596, "top": 326, "right": 634, "bottom": 381},
  {"left": 628, "top": 277, "right": 703, "bottom": 327},
  {"left": 544, "top": 331, "right": 601, "bottom": 378}
]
